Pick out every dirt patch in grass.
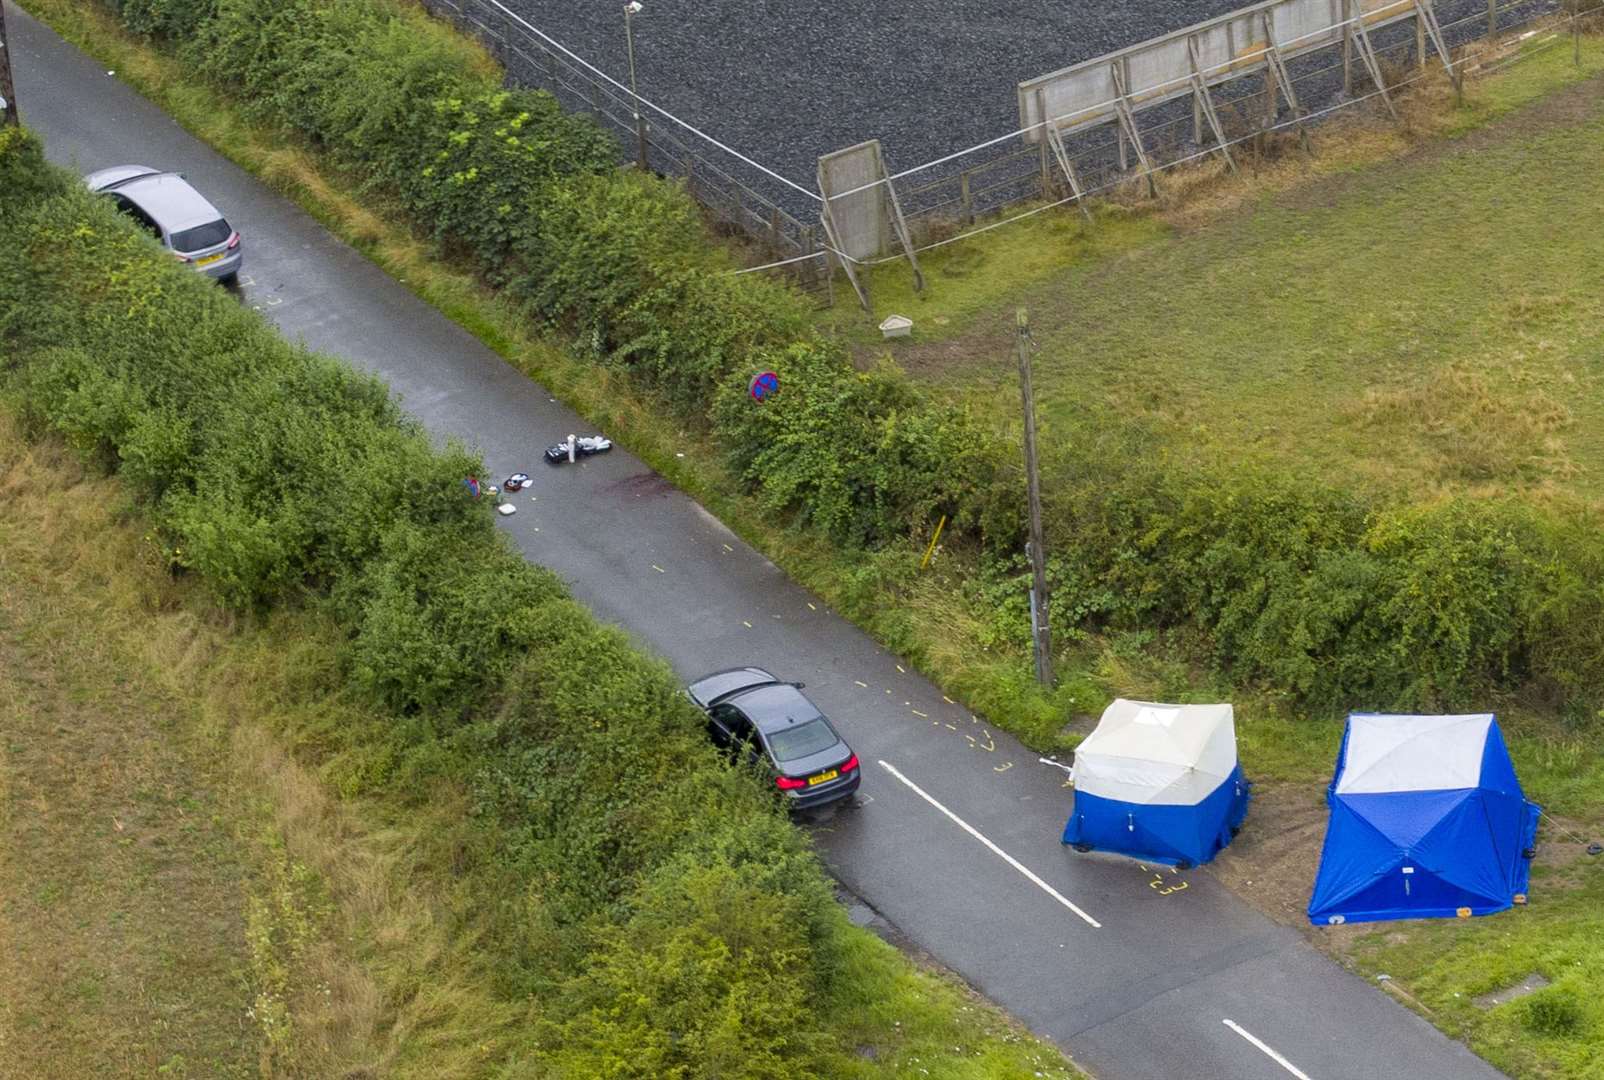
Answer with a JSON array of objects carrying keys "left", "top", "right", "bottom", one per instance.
[
  {"left": 0, "top": 454, "right": 258, "bottom": 1077},
  {"left": 1208, "top": 779, "right": 1328, "bottom": 931},
  {"left": 1205, "top": 776, "right": 1394, "bottom": 964},
  {"left": 1527, "top": 819, "right": 1604, "bottom": 892}
]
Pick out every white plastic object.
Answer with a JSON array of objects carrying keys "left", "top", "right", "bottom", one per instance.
[{"left": 879, "top": 314, "right": 913, "bottom": 338}]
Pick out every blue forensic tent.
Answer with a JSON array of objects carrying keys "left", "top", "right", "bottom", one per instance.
[
  {"left": 1062, "top": 700, "right": 1250, "bottom": 867},
  {"left": 1308, "top": 713, "right": 1540, "bottom": 926}
]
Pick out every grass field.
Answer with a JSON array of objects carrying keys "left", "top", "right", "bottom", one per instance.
[
  {"left": 859, "top": 40, "right": 1604, "bottom": 505},
  {"left": 0, "top": 531, "right": 259, "bottom": 1077}
]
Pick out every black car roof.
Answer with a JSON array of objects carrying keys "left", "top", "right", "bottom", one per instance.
[{"left": 730, "top": 683, "right": 826, "bottom": 735}]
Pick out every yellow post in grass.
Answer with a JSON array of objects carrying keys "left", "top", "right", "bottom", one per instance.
[{"left": 920, "top": 515, "right": 947, "bottom": 570}]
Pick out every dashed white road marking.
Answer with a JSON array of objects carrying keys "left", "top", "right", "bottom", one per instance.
[
  {"left": 877, "top": 760, "right": 1100, "bottom": 929},
  {"left": 1222, "top": 1019, "right": 1313, "bottom": 1080}
]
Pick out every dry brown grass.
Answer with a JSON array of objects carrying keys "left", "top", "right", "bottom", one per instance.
[
  {"left": 1342, "top": 361, "right": 1577, "bottom": 489},
  {"left": 0, "top": 429, "right": 259, "bottom": 1077},
  {"left": 1131, "top": 64, "right": 1465, "bottom": 232}
]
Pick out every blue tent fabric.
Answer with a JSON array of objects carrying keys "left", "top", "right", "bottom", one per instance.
[
  {"left": 1308, "top": 714, "right": 1540, "bottom": 926},
  {"left": 1063, "top": 764, "right": 1250, "bottom": 867}
]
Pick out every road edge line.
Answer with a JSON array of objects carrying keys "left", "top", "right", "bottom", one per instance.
[
  {"left": 1222, "top": 1018, "right": 1314, "bottom": 1079},
  {"left": 877, "top": 759, "right": 1101, "bottom": 929}
]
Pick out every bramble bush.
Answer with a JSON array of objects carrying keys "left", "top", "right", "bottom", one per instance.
[
  {"left": 6, "top": 192, "right": 487, "bottom": 608},
  {"left": 536, "top": 833, "right": 834, "bottom": 1079},
  {"left": 711, "top": 343, "right": 1011, "bottom": 546},
  {"left": 110, "top": 0, "right": 216, "bottom": 39},
  {"left": 181, "top": 0, "right": 616, "bottom": 282},
  {"left": 1027, "top": 448, "right": 1601, "bottom": 710}
]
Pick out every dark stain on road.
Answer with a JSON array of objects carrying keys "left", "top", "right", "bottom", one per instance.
[{"left": 604, "top": 471, "right": 674, "bottom": 500}]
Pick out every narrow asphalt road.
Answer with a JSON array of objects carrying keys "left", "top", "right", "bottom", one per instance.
[{"left": 9, "top": 7, "right": 1509, "bottom": 1078}]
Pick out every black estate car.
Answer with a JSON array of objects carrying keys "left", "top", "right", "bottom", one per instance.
[{"left": 686, "top": 667, "right": 861, "bottom": 809}]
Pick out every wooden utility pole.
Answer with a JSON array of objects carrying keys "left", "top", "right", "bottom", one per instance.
[
  {"left": 1016, "top": 307, "right": 1052, "bottom": 687},
  {"left": 0, "top": 0, "right": 19, "bottom": 128}
]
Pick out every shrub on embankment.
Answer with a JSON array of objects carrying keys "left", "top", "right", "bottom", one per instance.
[
  {"left": 1034, "top": 450, "right": 1604, "bottom": 714},
  {"left": 90, "top": 0, "right": 1604, "bottom": 717},
  {"left": 0, "top": 126, "right": 842, "bottom": 1075}
]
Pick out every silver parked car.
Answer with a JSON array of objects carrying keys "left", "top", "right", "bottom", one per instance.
[{"left": 85, "top": 166, "right": 243, "bottom": 284}]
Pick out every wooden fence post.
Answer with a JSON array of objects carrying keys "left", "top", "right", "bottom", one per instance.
[
  {"left": 960, "top": 171, "right": 974, "bottom": 225},
  {"left": 1343, "top": 0, "right": 1355, "bottom": 94},
  {"left": 1035, "top": 88, "right": 1053, "bottom": 199}
]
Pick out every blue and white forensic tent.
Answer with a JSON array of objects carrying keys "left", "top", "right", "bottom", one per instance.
[
  {"left": 1308, "top": 714, "right": 1540, "bottom": 926},
  {"left": 1061, "top": 700, "right": 1250, "bottom": 867}
]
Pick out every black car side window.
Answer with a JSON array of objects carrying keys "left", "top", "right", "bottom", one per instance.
[
  {"left": 737, "top": 717, "right": 761, "bottom": 750},
  {"left": 729, "top": 709, "right": 764, "bottom": 751},
  {"left": 709, "top": 704, "right": 740, "bottom": 739}
]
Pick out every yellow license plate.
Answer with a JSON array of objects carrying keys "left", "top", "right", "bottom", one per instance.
[
  {"left": 196, "top": 252, "right": 224, "bottom": 267},
  {"left": 807, "top": 769, "right": 839, "bottom": 786}
]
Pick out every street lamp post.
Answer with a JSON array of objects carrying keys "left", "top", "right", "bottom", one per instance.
[{"left": 622, "top": 1, "right": 648, "bottom": 171}]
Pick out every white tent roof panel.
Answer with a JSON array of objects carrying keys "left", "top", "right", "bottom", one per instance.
[
  {"left": 1072, "top": 700, "right": 1238, "bottom": 806},
  {"left": 1335, "top": 714, "right": 1494, "bottom": 795}
]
